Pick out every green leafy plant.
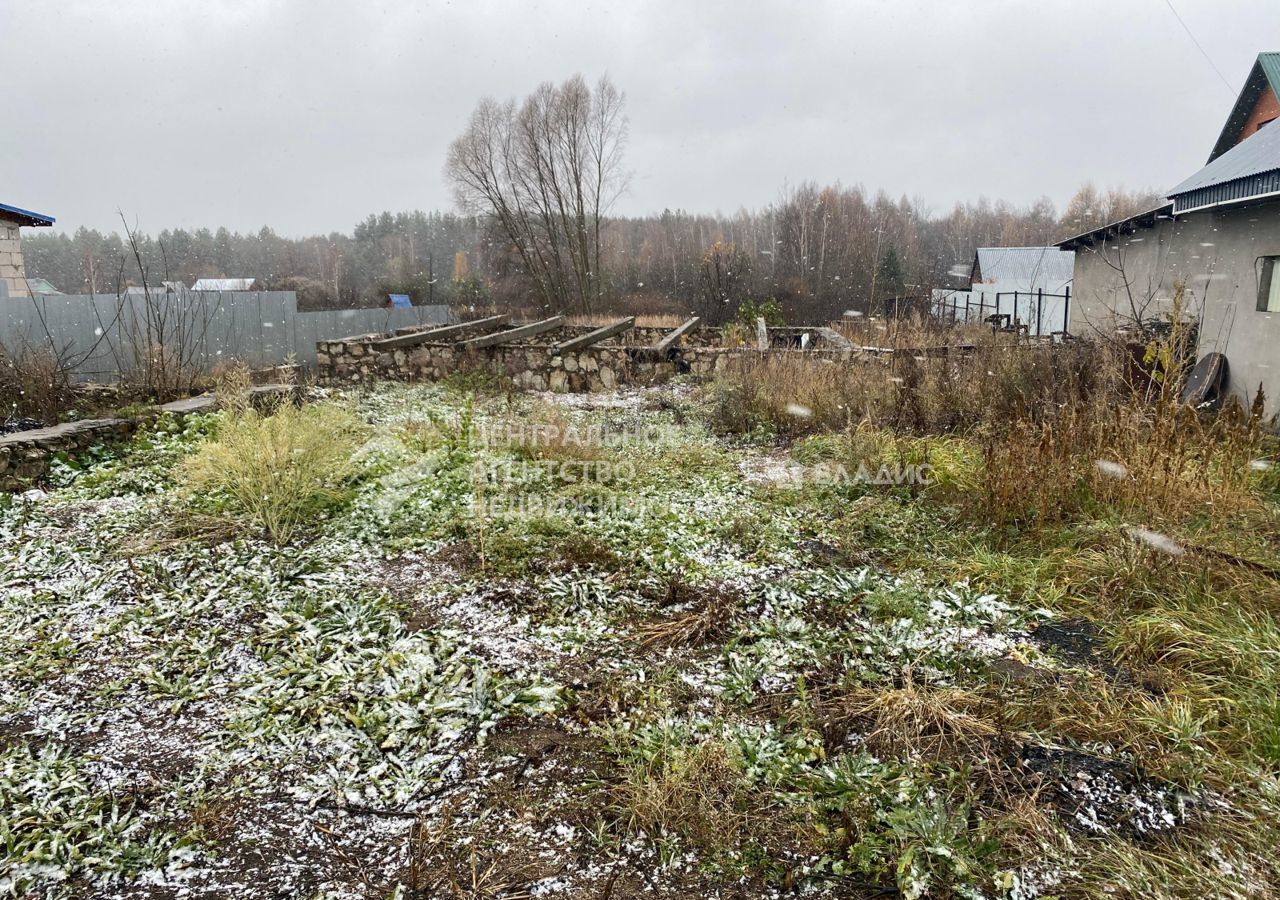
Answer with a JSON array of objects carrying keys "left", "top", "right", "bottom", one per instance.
[{"left": 737, "top": 297, "right": 785, "bottom": 328}]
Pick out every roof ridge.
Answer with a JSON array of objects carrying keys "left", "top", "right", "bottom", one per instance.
[{"left": 1207, "top": 52, "right": 1280, "bottom": 164}]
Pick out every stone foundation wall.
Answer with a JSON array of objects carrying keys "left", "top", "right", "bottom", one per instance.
[
  {"left": 610, "top": 325, "right": 721, "bottom": 348},
  {"left": 0, "top": 385, "right": 292, "bottom": 491},
  {"left": 316, "top": 327, "right": 860, "bottom": 391},
  {"left": 315, "top": 339, "right": 712, "bottom": 390},
  {"left": 0, "top": 419, "right": 137, "bottom": 490}
]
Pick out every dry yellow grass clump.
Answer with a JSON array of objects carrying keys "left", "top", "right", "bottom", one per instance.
[
  {"left": 616, "top": 738, "right": 749, "bottom": 854},
  {"left": 712, "top": 326, "right": 1270, "bottom": 529},
  {"left": 179, "top": 390, "right": 366, "bottom": 543}
]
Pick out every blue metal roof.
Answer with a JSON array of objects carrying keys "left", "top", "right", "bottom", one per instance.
[
  {"left": 0, "top": 202, "right": 55, "bottom": 226},
  {"left": 1168, "top": 121, "right": 1280, "bottom": 213}
]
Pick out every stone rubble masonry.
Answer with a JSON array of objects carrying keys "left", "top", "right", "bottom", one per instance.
[
  {"left": 0, "top": 384, "right": 294, "bottom": 491},
  {"left": 0, "top": 419, "right": 137, "bottom": 489},
  {"left": 315, "top": 323, "right": 859, "bottom": 391}
]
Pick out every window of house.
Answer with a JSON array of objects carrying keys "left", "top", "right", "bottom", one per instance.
[{"left": 1259, "top": 256, "right": 1280, "bottom": 312}]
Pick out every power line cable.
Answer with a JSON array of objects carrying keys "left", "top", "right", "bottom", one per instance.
[{"left": 1162, "top": 0, "right": 1236, "bottom": 96}]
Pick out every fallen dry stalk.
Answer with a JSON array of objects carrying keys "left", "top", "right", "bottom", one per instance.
[
  {"left": 826, "top": 675, "right": 1002, "bottom": 760},
  {"left": 637, "top": 585, "right": 739, "bottom": 649}
]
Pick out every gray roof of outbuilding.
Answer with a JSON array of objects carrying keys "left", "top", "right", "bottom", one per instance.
[
  {"left": 972, "top": 247, "right": 1075, "bottom": 284},
  {"left": 1168, "top": 121, "right": 1280, "bottom": 212}
]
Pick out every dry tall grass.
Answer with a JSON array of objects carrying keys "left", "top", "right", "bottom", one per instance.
[
  {"left": 179, "top": 393, "right": 367, "bottom": 543},
  {"left": 712, "top": 331, "right": 1269, "bottom": 528},
  {"left": 830, "top": 312, "right": 996, "bottom": 350},
  {"left": 563, "top": 312, "right": 688, "bottom": 329},
  {"left": 978, "top": 391, "right": 1263, "bottom": 527},
  {"left": 711, "top": 336, "right": 1109, "bottom": 438}
]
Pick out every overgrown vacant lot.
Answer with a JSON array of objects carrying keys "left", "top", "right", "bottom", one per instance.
[{"left": 3, "top": 368, "right": 1280, "bottom": 898}]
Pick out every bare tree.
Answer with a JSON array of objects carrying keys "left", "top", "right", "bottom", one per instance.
[
  {"left": 88, "top": 216, "right": 221, "bottom": 400},
  {"left": 446, "top": 75, "right": 628, "bottom": 315},
  {"left": 696, "top": 242, "right": 753, "bottom": 324},
  {"left": 1059, "top": 184, "right": 1165, "bottom": 237}
]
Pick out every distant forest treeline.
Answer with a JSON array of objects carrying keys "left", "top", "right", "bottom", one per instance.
[{"left": 22, "top": 182, "right": 1159, "bottom": 323}]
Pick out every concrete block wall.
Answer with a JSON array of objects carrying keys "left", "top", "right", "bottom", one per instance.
[
  {"left": 0, "top": 218, "right": 28, "bottom": 299},
  {"left": 1070, "top": 198, "right": 1280, "bottom": 420}
]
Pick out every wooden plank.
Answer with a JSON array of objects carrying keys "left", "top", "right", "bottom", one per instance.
[
  {"left": 553, "top": 317, "right": 635, "bottom": 353},
  {"left": 463, "top": 316, "right": 565, "bottom": 349},
  {"left": 372, "top": 315, "right": 509, "bottom": 351},
  {"left": 651, "top": 316, "right": 701, "bottom": 353}
]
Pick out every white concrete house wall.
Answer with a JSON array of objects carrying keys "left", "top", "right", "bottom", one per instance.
[{"left": 1067, "top": 199, "right": 1280, "bottom": 418}]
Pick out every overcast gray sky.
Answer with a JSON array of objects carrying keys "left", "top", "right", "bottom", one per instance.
[{"left": 4, "top": 0, "right": 1277, "bottom": 236}]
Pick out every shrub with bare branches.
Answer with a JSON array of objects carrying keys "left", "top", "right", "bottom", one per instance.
[{"left": 0, "top": 344, "right": 78, "bottom": 425}]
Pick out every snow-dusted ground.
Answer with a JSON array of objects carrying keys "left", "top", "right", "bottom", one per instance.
[{"left": 0, "top": 384, "right": 1245, "bottom": 898}]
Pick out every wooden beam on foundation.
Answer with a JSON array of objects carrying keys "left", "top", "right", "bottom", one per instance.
[
  {"left": 553, "top": 317, "right": 635, "bottom": 353},
  {"left": 463, "top": 316, "right": 565, "bottom": 349},
  {"left": 652, "top": 316, "right": 701, "bottom": 353},
  {"left": 372, "top": 315, "right": 509, "bottom": 351}
]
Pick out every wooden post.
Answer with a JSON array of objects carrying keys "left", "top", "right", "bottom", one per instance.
[
  {"left": 462, "top": 316, "right": 565, "bottom": 349},
  {"left": 652, "top": 317, "right": 701, "bottom": 353},
  {"left": 553, "top": 317, "right": 634, "bottom": 353},
  {"left": 1063, "top": 286, "right": 1071, "bottom": 335},
  {"left": 373, "top": 315, "right": 509, "bottom": 351},
  {"left": 755, "top": 317, "right": 768, "bottom": 350}
]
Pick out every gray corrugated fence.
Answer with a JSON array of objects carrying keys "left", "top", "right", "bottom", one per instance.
[{"left": 1, "top": 291, "right": 452, "bottom": 381}]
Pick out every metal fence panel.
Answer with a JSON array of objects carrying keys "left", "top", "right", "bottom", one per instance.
[{"left": 0, "top": 291, "right": 452, "bottom": 381}]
